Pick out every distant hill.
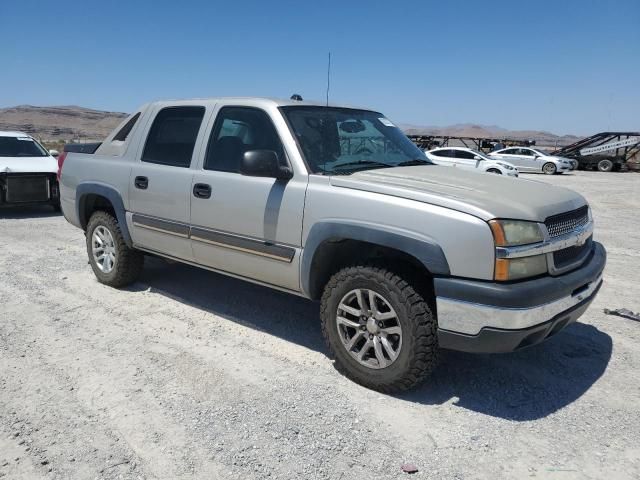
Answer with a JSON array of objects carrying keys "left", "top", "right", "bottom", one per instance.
[
  {"left": 0, "top": 105, "right": 582, "bottom": 148},
  {"left": 0, "top": 105, "right": 127, "bottom": 142}
]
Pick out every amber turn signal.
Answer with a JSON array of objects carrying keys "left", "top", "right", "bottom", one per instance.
[
  {"left": 489, "top": 220, "right": 507, "bottom": 246},
  {"left": 494, "top": 258, "right": 510, "bottom": 281}
]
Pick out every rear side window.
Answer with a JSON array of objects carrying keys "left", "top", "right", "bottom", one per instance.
[
  {"left": 432, "top": 149, "right": 453, "bottom": 157},
  {"left": 455, "top": 150, "right": 475, "bottom": 159},
  {"left": 142, "top": 106, "right": 205, "bottom": 167},
  {"left": 113, "top": 112, "right": 141, "bottom": 142}
]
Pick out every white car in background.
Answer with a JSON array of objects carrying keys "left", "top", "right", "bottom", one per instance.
[
  {"left": 488, "top": 147, "right": 575, "bottom": 174},
  {"left": 0, "top": 131, "right": 61, "bottom": 210},
  {"left": 425, "top": 147, "right": 518, "bottom": 176}
]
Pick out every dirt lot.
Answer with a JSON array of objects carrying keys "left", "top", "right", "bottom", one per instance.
[{"left": 1, "top": 171, "right": 639, "bottom": 480}]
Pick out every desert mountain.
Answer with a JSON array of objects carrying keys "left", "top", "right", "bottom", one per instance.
[
  {"left": 0, "top": 105, "right": 127, "bottom": 142},
  {"left": 0, "top": 105, "right": 582, "bottom": 147}
]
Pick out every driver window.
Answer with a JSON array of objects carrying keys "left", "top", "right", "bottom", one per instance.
[{"left": 204, "top": 107, "right": 284, "bottom": 173}]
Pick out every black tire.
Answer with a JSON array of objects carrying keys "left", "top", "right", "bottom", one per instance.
[
  {"left": 320, "top": 265, "right": 438, "bottom": 393},
  {"left": 486, "top": 168, "right": 502, "bottom": 174},
  {"left": 542, "top": 162, "right": 557, "bottom": 175},
  {"left": 86, "top": 211, "right": 144, "bottom": 288},
  {"left": 597, "top": 159, "right": 614, "bottom": 172}
]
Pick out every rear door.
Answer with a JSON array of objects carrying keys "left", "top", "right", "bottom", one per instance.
[
  {"left": 189, "top": 106, "right": 306, "bottom": 292},
  {"left": 128, "top": 105, "right": 208, "bottom": 261},
  {"left": 429, "top": 149, "right": 457, "bottom": 166}
]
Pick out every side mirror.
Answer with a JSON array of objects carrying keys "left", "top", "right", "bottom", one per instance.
[
  {"left": 534, "top": 154, "right": 541, "bottom": 159},
  {"left": 240, "top": 150, "right": 293, "bottom": 180},
  {"left": 49, "top": 149, "right": 59, "bottom": 158},
  {"left": 474, "top": 155, "right": 482, "bottom": 160}
]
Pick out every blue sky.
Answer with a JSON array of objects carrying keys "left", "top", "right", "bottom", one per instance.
[{"left": 1, "top": 0, "right": 638, "bottom": 135}]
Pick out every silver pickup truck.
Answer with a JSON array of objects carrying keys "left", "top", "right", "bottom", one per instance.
[{"left": 59, "top": 97, "right": 606, "bottom": 392}]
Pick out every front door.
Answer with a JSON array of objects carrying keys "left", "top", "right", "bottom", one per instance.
[
  {"left": 515, "top": 148, "right": 541, "bottom": 172},
  {"left": 452, "top": 150, "right": 480, "bottom": 171},
  {"left": 128, "top": 105, "right": 207, "bottom": 261},
  {"left": 189, "top": 106, "right": 307, "bottom": 292},
  {"left": 496, "top": 148, "right": 530, "bottom": 171}
]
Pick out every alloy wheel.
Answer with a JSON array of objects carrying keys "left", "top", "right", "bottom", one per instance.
[
  {"left": 336, "top": 288, "right": 402, "bottom": 369},
  {"left": 92, "top": 225, "right": 116, "bottom": 273}
]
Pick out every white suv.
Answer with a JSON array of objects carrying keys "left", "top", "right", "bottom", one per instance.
[
  {"left": 425, "top": 147, "right": 518, "bottom": 176},
  {"left": 489, "top": 147, "right": 574, "bottom": 174}
]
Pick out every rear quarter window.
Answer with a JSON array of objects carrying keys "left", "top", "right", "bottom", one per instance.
[{"left": 113, "top": 112, "right": 141, "bottom": 142}]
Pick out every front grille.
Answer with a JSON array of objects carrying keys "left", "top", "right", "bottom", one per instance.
[
  {"left": 5, "top": 175, "right": 50, "bottom": 203},
  {"left": 553, "top": 236, "right": 592, "bottom": 269},
  {"left": 545, "top": 205, "right": 589, "bottom": 238}
]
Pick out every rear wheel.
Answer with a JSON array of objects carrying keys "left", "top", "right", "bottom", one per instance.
[
  {"left": 597, "top": 159, "right": 614, "bottom": 172},
  {"left": 542, "top": 162, "right": 557, "bottom": 175},
  {"left": 320, "top": 265, "right": 438, "bottom": 393},
  {"left": 86, "top": 211, "right": 144, "bottom": 287}
]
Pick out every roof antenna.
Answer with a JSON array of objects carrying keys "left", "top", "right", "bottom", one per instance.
[{"left": 326, "top": 52, "right": 331, "bottom": 106}]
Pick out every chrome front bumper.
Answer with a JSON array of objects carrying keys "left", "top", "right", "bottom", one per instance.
[
  {"left": 437, "top": 272, "right": 602, "bottom": 336},
  {"left": 434, "top": 241, "right": 606, "bottom": 352}
]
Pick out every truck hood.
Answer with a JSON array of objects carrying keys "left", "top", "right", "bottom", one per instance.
[
  {"left": 329, "top": 165, "right": 586, "bottom": 222},
  {"left": 0, "top": 156, "right": 58, "bottom": 174}
]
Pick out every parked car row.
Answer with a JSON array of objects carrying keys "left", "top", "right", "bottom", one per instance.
[
  {"left": 425, "top": 147, "right": 519, "bottom": 176},
  {"left": 425, "top": 145, "right": 577, "bottom": 176}
]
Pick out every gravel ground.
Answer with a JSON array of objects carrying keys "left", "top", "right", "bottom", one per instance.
[{"left": 1, "top": 170, "right": 639, "bottom": 480}]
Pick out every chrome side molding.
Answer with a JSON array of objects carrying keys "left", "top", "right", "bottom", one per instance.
[{"left": 131, "top": 213, "right": 295, "bottom": 263}]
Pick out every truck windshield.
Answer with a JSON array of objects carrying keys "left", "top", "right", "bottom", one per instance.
[
  {"left": 280, "top": 106, "right": 430, "bottom": 174},
  {"left": 0, "top": 136, "right": 48, "bottom": 157}
]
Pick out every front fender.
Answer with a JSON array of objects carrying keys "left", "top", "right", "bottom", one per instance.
[{"left": 301, "top": 221, "right": 450, "bottom": 297}]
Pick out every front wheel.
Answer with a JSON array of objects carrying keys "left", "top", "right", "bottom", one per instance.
[
  {"left": 542, "top": 162, "right": 557, "bottom": 175},
  {"left": 320, "top": 265, "right": 438, "bottom": 393},
  {"left": 86, "top": 211, "right": 144, "bottom": 287},
  {"left": 486, "top": 168, "right": 502, "bottom": 174}
]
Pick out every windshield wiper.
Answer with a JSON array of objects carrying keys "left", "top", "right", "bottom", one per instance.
[
  {"left": 332, "top": 160, "right": 391, "bottom": 170},
  {"left": 327, "top": 160, "right": 394, "bottom": 174},
  {"left": 397, "top": 159, "right": 431, "bottom": 166}
]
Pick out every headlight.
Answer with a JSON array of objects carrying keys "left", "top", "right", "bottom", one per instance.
[
  {"left": 489, "top": 220, "right": 547, "bottom": 281},
  {"left": 495, "top": 255, "right": 547, "bottom": 281},
  {"left": 489, "top": 220, "right": 544, "bottom": 246},
  {"left": 498, "top": 162, "right": 513, "bottom": 170}
]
